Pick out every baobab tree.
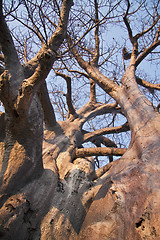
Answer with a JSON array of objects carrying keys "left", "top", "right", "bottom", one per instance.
[{"left": 0, "top": 0, "right": 160, "bottom": 239}]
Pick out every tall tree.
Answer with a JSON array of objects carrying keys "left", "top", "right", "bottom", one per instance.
[{"left": 0, "top": 0, "right": 160, "bottom": 239}]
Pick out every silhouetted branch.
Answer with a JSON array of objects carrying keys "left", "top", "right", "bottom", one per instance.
[{"left": 55, "top": 71, "right": 77, "bottom": 119}]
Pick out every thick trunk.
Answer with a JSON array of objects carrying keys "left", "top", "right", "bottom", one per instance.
[
  {"left": 78, "top": 68, "right": 160, "bottom": 239},
  {"left": 0, "top": 56, "right": 160, "bottom": 240},
  {"left": 0, "top": 104, "right": 160, "bottom": 240},
  {"left": 78, "top": 126, "right": 160, "bottom": 240},
  {"left": 0, "top": 120, "right": 97, "bottom": 240},
  {"left": 0, "top": 69, "right": 160, "bottom": 240},
  {"left": 0, "top": 95, "right": 43, "bottom": 194}
]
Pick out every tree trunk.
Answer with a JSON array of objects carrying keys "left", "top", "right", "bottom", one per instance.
[
  {"left": 78, "top": 67, "right": 160, "bottom": 239},
  {"left": 0, "top": 1, "right": 160, "bottom": 239},
  {"left": 0, "top": 76, "right": 160, "bottom": 239}
]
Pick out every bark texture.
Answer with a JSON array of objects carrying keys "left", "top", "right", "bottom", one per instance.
[
  {"left": 0, "top": 69, "right": 160, "bottom": 239},
  {"left": 0, "top": 0, "right": 160, "bottom": 239}
]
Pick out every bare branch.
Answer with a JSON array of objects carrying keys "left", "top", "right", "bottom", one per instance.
[
  {"left": 24, "top": 0, "right": 74, "bottom": 74},
  {"left": 89, "top": 78, "right": 96, "bottom": 103},
  {"left": 91, "top": 0, "right": 100, "bottom": 66},
  {"left": 78, "top": 102, "right": 121, "bottom": 126},
  {"left": 23, "top": 0, "right": 46, "bottom": 44},
  {"left": 82, "top": 131, "right": 117, "bottom": 149},
  {"left": 16, "top": 0, "right": 74, "bottom": 120},
  {"left": 55, "top": 71, "right": 77, "bottom": 119},
  {"left": 23, "top": 39, "right": 28, "bottom": 64},
  {"left": 136, "top": 76, "right": 160, "bottom": 91},
  {"left": 123, "top": 0, "right": 134, "bottom": 44},
  {"left": 91, "top": 162, "right": 112, "bottom": 180},
  {"left": 38, "top": 82, "right": 57, "bottom": 130},
  {"left": 0, "top": 1, "right": 20, "bottom": 71},
  {"left": 83, "top": 122, "right": 129, "bottom": 142},
  {"left": 65, "top": 0, "right": 121, "bottom": 55},
  {"left": 9, "top": 13, "right": 45, "bottom": 44},
  {"left": 95, "top": 135, "right": 117, "bottom": 148},
  {"left": 15, "top": 50, "right": 54, "bottom": 117},
  {"left": 135, "top": 17, "right": 160, "bottom": 40},
  {"left": 67, "top": 35, "right": 119, "bottom": 98},
  {"left": 65, "top": 69, "right": 96, "bottom": 104},
  {"left": 75, "top": 147, "right": 126, "bottom": 158},
  {"left": 135, "top": 39, "right": 160, "bottom": 67}
]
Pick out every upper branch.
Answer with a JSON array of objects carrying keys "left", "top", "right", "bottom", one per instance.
[
  {"left": 20, "top": 0, "right": 73, "bottom": 122},
  {"left": 89, "top": 78, "right": 96, "bottom": 104},
  {"left": 67, "top": 35, "right": 119, "bottom": 99},
  {"left": 83, "top": 122, "right": 129, "bottom": 142},
  {"left": 47, "top": 0, "right": 73, "bottom": 52},
  {"left": 135, "top": 37, "right": 160, "bottom": 67},
  {"left": 55, "top": 71, "right": 77, "bottom": 119},
  {"left": 123, "top": 2, "right": 160, "bottom": 66},
  {"left": 67, "top": 70, "right": 96, "bottom": 104},
  {"left": 77, "top": 102, "right": 121, "bottom": 126},
  {"left": 123, "top": 0, "right": 134, "bottom": 44},
  {"left": 136, "top": 76, "right": 160, "bottom": 91},
  {"left": 23, "top": 0, "right": 45, "bottom": 44},
  {"left": 24, "top": 0, "right": 74, "bottom": 74},
  {"left": 91, "top": 0, "right": 100, "bottom": 66},
  {"left": 0, "top": 0, "right": 20, "bottom": 71},
  {"left": 38, "top": 82, "right": 57, "bottom": 130},
  {"left": 15, "top": 50, "right": 54, "bottom": 117},
  {"left": 135, "top": 17, "right": 160, "bottom": 40}
]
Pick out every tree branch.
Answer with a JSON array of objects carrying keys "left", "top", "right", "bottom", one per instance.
[
  {"left": 82, "top": 132, "right": 117, "bottom": 154},
  {"left": 23, "top": 0, "right": 46, "bottom": 44},
  {"left": 123, "top": 0, "right": 134, "bottom": 44},
  {"left": 136, "top": 76, "right": 160, "bottom": 91},
  {"left": 65, "top": 69, "right": 96, "bottom": 104},
  {"left": 0, "top": 1, "right": 20, "bottom": 70},
  {"left": 75, "top": 147, "right": 126, "bottom": 158},
  {"left": 91, "top": 0, "right": 100, "bottom": 66},
  {"left": 55, "top": 71, "right": 77, "bottom": 119},
  {"left": 64, "top": 0, "right": 121, "bottom": 56},
  {"left": 83, "top": 122, "right": 129, "bottom": 142},
  {"left": 91, "top": 162, "right": 112, "bottom": 180},
  {"left": 78, "top": 102, "right": 121, "bottom": 126},
  {"left": 89, "top": 78, "right": 96, "bottom": 103},
  {"left": 24, "top": 0, "right": 74, "bottom": 74},
  {"left": 135, "top": 17, "right": 160, "bottom": 40},
  {"left": 19, "top": 0, "right": 73, "bottom": 122},
  {"left": 135, "top": 39, "right": 160, "bottom": 67},
  {"left": 38, "top": 82, "right": 57, "bottom": 130},
  {"left": 15, "top": 50, "right": 54, "bottom": 117},
  {"left": 67, "top": 34, "right": 119, "bottom": 98}
]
